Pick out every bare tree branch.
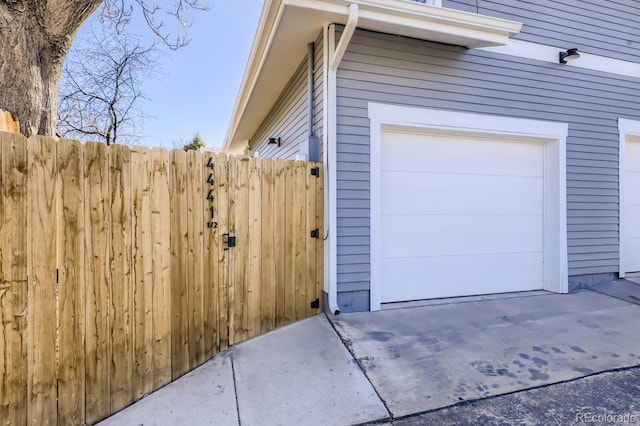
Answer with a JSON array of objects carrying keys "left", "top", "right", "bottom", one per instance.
[
  {"left": 101, "top": 0, "right": 208, "bottom": 49},
  {"left": 57, "top": 27, "right": 159, "bottom": 145}
]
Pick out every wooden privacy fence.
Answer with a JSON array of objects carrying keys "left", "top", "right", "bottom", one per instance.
[{"left": 0, "top": 132, "right": 324, "bottom": 425}]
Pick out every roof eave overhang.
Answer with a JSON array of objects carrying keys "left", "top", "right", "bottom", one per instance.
[{"left": 222, "top": 0, "right": 522, "bottom": 153}]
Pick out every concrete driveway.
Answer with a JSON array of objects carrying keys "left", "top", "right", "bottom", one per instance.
[{"left": 98, "top": 280, "right": 640, "bottom": 426}]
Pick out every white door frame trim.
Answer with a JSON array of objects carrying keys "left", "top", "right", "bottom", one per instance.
[
  {"left": 368, "top": 103, "right": 569, "bottom": 311},
  {"left": 618, "top": 118, "right": 640, "bottom": 277}
]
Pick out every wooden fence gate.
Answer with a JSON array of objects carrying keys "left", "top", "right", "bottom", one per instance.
[{"left": 0, "top": 132, "right": 324, "bottom": 425}]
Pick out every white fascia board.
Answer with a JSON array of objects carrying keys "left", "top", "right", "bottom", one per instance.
[
  {"left": 223, "top": 0, "right": 284, "bottom": 152},
  {"left": 355, "top": 0, "right": 521, "bottom": 46}
]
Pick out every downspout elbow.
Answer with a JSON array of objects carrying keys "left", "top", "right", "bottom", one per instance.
[{"left": 330, "top": 3, "right": 359, "bottom": 73}]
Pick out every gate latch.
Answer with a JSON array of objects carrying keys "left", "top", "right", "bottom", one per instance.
[{"left": 223, "top": 233, "right": 236, "bottom": 250}]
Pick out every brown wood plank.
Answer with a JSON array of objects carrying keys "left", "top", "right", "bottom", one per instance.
[
  {"left": 293, "top": 161, "right": 307, "bottom": 321},
  {"left": 203, "top": 153, "right": 219, "bottom": 358},
  {"left": 214, "top": 154, "right": 230, "bottom": 351},
  {"left": 151, "top": 148, "right": 172, "bottom": 388},
  {"left": 305, "top": 162, "right": 318, "bottom": 317},
  {"left": 109, "top": 144, "right": 133, "bottom": 413},
  {"left": 131, "top": 146, "right": 154, "bottom": 401},
  {"left": 187, "top": 150, "right": 205, "bottom": 368},
  {"left": 246, "top": 158, "right": 262, "bottom": 339},
  {"left": 83, "top": 142, "right": 111, "bottom": 424},
  {"left": 315, "top": 164, "right": 325, "bottom": 313},
  {"left": 56, "top": 139, "right": 86, "bottom": 425},
  {"left": 0, "top": 132, "right": 28, "bottom": 426},
  {"left": 229, "top": 156, "right": 249, "bottom": 344},
  {"left": 260, "top": 158, "right": 275, "bottom": 334},
  {"left": 27, "top": 135, "right": 58, "bottom": 425},
  {"left": 273, "top": 159, "right": 287, "bottom": 329},
  {"left": 284, "top": 161, "right": 296, "bottom": 325},
  {"left": 170, "top": 149, "right": 189, "bottom": 378}
]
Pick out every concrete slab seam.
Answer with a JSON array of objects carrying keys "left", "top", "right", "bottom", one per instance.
[
  {"left": 230, "top": 348, "right": 242, "bottom": 426},
  {"left": 327, "top": 316, "right": 393, "bottom": 423},
  {"left": 377, "top": 363, "right": 640, "bottom": 424}
]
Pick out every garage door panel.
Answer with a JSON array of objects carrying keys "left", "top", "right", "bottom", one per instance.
[
  {"left": 622, "top": 140, "right": 640, "bottom": 274},
  {"left": 625, "top": 205, "right": 640, "bottom": 237},
  {"left": 381, "top": 214, "right": 543, "bottom": 258},
  {"left": 622, "top": 239, "right": 640, "bottom": 272},
  {"left": 381, "top": 171, "right": 543, "bottom": 216},
  {"left": 378, "top": 128, "right": 548, "bottom": 303},
  {"left": 380, "top": 253, "right": 544, "bottom": 302},
  {"left": 624, "top": 171, "right": 640, "bottom": 204},
  {"left": 382, "top": 132, "right": 544, "bottom": 177},
  {"left": 626, "top": 141, "right": 640, "bottom": 171}
]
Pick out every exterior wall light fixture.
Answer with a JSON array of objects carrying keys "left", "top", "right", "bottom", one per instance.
[
  {"left": 268, "top": 137, "right": 281, "bottom": 147},
  {"left": 559, "top": 48, "right": 580, "bottom": 64}
]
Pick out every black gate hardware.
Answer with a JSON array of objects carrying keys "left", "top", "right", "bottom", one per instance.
[
  {"left": 310, "top": 167, "right": 320, "bottom": 177},
  {"left": 310, "top": 298, "right": 320, "bottom": 309},
  {"left": 223, "top": 233, "right": 236, "bottom": 250},
  {"left": 310, "top": 228, "right": 320, "bottom": 239}
]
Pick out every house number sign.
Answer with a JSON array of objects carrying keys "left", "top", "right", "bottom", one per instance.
[{"left": 206, "top": 156, "right": 217, "bottom": 229}]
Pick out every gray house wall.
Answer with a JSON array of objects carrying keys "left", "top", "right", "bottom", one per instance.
[
  {"left": 444, "top": 0, "right": 640, "bottom": 63},
  {"left": 250, "top": 32, "right": 324, "bottom": 160},
  {"left": 335, "top": 28, "right": 640, "bottom": 312}
]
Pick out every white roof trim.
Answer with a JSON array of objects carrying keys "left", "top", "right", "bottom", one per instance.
[{"left": 223, "top": 0, "right": 522, "bottom": 153}]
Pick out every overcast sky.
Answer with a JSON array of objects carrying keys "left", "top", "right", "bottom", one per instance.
[{"left": 78, "top": 0, "right": 263, "bottom": 149}]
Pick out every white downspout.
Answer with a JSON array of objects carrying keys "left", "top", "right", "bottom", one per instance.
[{"left": 325, "top": 3, "right": 358, "bottom": 315}]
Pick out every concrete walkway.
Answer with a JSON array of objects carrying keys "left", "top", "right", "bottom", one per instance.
[{"left": 98, "top": 281, "right": 640, "bottom": 426}]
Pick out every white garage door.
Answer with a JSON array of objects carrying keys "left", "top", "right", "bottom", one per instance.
[
  {"left": 379, "top": 130, "right": 545, "bottom": 303},
  {"left": 621, "top": 138, "right": 640, "bottom": 275}
]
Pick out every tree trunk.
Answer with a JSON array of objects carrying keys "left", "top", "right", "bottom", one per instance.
[{"left": 0, "top": 1, "right": 103, "bottom": 137}]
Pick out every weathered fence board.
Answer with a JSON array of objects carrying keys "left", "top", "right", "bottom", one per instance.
[
  {"left": 306, "top": 163, "right": 319, "bottom": 317},
  {"left": 0, "top": 133, "right": 28, "bottom": 425},
  {"left": 150, "top": 149, "right": 172, "bottom": 389},
  {"left": 57, "top": 139, "right": 86, "bottom": 425},
  {"left": 260, "top": 158, "right": 275, "bottom": 334},
  {"left": 170, "top": 149, "right": 189, "bottom": 379},
  {"left": 203, "top": 153, "right": 217, "bottom": 358},
  {"left": 230, "top": 156, "right": 249, "bottom": 344},
  {"left": 110, "top": 144, "right": 133, "bottom": 413},
  {"left": 0, "top": 132, "right": 323, "bottom": 425},
  {"left": 84, "top": 142, "right": 111, "bottom": 424},
  {"left": 315, "top": 166, "right": 325, "bottom": 312},
  {"left": 132, "top": 146, "right": 154, "bottom": 401},
  {"left": 294, "top": 161, "right": 307, "bottom": 322},
  {"left": 284, "top": 161, "right": 296, "bottom": 325},
  {"left": 213, "top": 153, "right": 230, "bottom": 352},
  {"left": 187, "top": 150, "right": 205, "bottom": 369},
  {"left": 27, "top": 136, "right": 57, "bottom": 426},
  {"left": 247, "top": 158, "right": 262, "bottom": 338}
]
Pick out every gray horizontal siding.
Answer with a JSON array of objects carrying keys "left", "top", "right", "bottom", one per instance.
[
  {"left": 444, "top": 0, "right": 640, "bottom": 63},
  {"left": 335, "top": 28, "right": 640, "bottom": 311},
  {"left": 250, "top": 57, "right": 308, "bottom": 160},
  {"left": 250, "top": 31, "right": 324, "bottom": 162}
]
